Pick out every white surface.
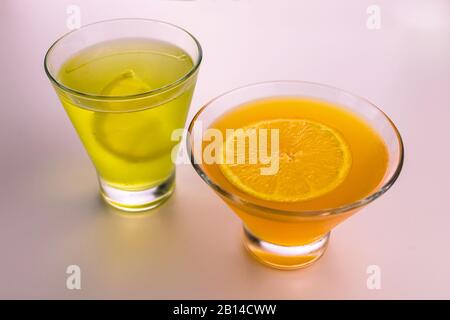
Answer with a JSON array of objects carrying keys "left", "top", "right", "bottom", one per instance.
[{"left": 0, "top": 0, "right": 449, "bottom": 299}]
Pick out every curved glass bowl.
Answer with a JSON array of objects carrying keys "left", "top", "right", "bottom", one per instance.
[{"left": 187, "top": 81, "right": 404, "bottom": 269}]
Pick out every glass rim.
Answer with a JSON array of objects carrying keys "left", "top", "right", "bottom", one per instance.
[
  {"left": 187, "top": 80, "right": 404, "bottom": 218},
  {"left": 44, "top": 18, "right": 203, "bottom": 101}
]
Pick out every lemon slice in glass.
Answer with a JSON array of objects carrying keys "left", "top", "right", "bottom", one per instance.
[
  {"left": 100, "top": 69, "right": 151, "bottom": 96},
  {"left": 91, "top": 70, "right": 171, "bottom": 161}
]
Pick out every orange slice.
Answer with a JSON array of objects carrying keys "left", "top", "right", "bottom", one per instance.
[{"left": 218, "top": 119, "right": 352, "bottom": 202}]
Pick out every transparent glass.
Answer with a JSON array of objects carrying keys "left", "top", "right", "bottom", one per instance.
[
  {"left": 188, "top": 81, "right": 404, "bottom": 270},
  {"left": 45, "top": 19, "right": 202, "bottom": 212}
]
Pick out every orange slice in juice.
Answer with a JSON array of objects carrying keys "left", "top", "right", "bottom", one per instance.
[{"left": 219, "top": 119, "right": 352, "bottom": 202}]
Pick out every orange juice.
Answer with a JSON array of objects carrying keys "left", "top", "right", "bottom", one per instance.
[{"left": 201, "top": 97, "right": 389, "bottom": 246}]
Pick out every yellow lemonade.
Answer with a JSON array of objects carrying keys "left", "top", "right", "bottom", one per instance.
[
  {"left": 202, "top": 97, "right": 389, "bottom": 246},
  {"left": 56, "top": 38, "right": 196, "bottom": 190}
]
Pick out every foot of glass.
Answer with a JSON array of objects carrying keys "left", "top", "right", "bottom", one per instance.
[
  {"left": 242, "top": 226, "right": 330, "bottom": 270},
  {"left": 99, "top": 173, "right": 175, "bottom": 212}
]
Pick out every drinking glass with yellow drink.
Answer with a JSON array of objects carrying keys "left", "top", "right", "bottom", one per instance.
[
  {"left": 188, "top": 81, "right": 403, "bottom": 269},
  {"left": 45, "top": 19, "right": 202, "bottom": 212}
]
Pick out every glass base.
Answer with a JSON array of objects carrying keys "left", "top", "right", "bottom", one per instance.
[
  {"left": 99, "top": 173, "right": 175, "bottom": 212},
  {"left": 243, "top": 226, "right": 330, "bottom": 270}
]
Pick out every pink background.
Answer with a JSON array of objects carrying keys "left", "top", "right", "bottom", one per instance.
[{"left": 0, "top": 0, "right": 449, "bottom": 299}]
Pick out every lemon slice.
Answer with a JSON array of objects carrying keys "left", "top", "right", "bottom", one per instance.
[
  {"left": 218, "top": 119, "right": 352, "bottom": 202},
  {"left": 100, "top": 69, "right": 151, "bottom": 96},
  {"left": 92, "top": 70, "right": 171, "bottom": 161},
  {"left": 92, "top": 112, "right": 172, "bottom": 162}
]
